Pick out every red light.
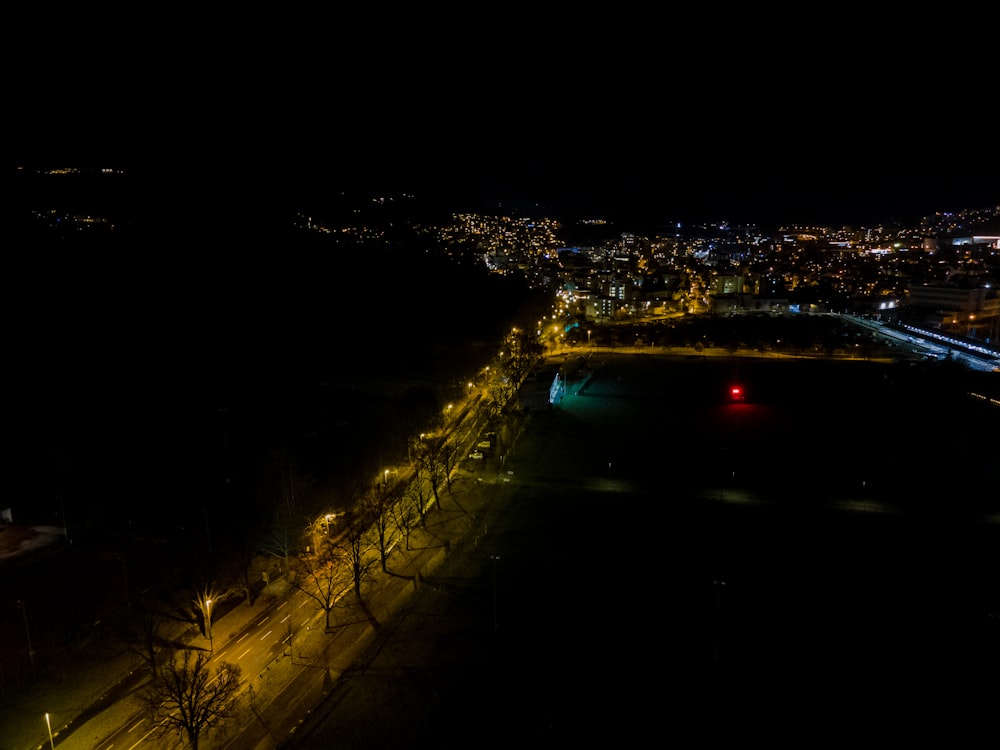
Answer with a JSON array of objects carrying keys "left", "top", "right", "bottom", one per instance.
[{"left": 730, "top": 386, "right": 743, "bottom": 400}]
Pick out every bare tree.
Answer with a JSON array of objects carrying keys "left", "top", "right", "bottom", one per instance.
[
  {"left": 410, "top": 428, "right": 459, "bottom": 498},
  {"left": 438, "top": 445, "right": 458, "bottom": 493},
  {"left": 259, "top": 513, "right": 303, "bottom": 570},
  {"left": 140, "top": 649, "right": 241, "bottom": 750},
  {"left": 359, "top": 482, "right": 399, "bottom": 572},
  {"left": 287, "top": 541, "right": 352, "bottom": 630},
  {"left": 404, "top": 462, "right": 431, "bottom": 526},
  {"left": 221, "top": 515, "right": 260, "bottom": 606},
  {"left": 341, "top": 514, "right": 380, "bottom": 602},
  {"left": 427, "top": 458, "right": 447, "bottom": 507},
  {"left": 407, "top": 437, "right": 436, "bottom": 523},
  {"left": 115, "top": 600, "right": 167, "bottom": 680},
  {"left": 255, "top": 446, "right": 317, "bottom": 567},
  {"left": 487, "top": 379, "right": 515, "bottom": 418},
  {"left": 392, "top": 491, "right": 421, "bottom": 550},
  {"left": 258, "top": 446, "right": 315, "bottom": 523}
]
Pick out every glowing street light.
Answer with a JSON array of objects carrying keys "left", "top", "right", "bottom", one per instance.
[
  {"left": 205, "top": 598, "right": 214, "bottom": 648},
  {"left": 45, "top": 713, "right": 55, "bottom": 750}
]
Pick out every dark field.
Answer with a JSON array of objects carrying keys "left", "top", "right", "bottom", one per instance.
[{"left": 293, "top": 353, "right": 1000, "bottom": 747}]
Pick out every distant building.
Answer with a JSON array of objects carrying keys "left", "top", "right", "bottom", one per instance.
[
  {"left": 951, "top": 233, "right": 1000, "bottom": 249},
  {"left": 711, "top": 275, "right": 746, "bottom": 295}
]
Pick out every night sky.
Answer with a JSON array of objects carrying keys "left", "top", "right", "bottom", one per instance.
[{"left": 12, "top": 8, "right": 997, "bottom": 231}]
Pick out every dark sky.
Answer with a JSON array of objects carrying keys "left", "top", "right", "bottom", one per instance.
[
  {"left": 63, "top": 113, "right": 991, "bottom": 236},
  {"left": 13, "top": 11, "right": 996, "bottom": 231}
]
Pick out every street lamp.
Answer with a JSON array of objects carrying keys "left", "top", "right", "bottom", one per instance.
[
  {"left": 45, "top": 713, "right": 55, "bottom": 750},
  {"left": 384, "top": 469, "right": 390, "bottom": 487},
  {"left": 17, "top": 600, "right": 34, "bottom": 670},
  {"left": 205, "top": 599, "right": 214, "bottom": 649}
]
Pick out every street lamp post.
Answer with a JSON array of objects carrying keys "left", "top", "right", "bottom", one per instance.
[
  {"left": 205, "top": 598, "right": 214, "bottom": 649},
  {"left": 17, "top": 600, "right": 34, "bottom": 670},
  {"left": 45, "top": 713, "right": 55, "bottom": 750}
]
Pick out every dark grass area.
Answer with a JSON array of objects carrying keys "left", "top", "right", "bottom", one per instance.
[{"left": 290, "top": 353, "right": 1000, "bottom": 747}]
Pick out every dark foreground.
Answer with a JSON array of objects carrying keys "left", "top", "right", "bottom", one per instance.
[{"left": 283, "top": 354, "right": 1000, "bottom": 748}]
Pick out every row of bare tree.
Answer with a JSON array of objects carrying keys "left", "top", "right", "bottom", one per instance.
[{"left": 127, "top": 330, "right": 542, "bottom": 747}]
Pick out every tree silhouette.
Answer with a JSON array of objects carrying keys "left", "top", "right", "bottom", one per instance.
[
  {"left": 115, "top": 600, "right": 166, "bottom": 680},
  {"left": 140, "top": 649, "right": 241, "bottom": 749},
  {"left": 360, "top": 481, "right": 399, "bottom": 573},
  {"left": 404, "top": 441, "right": 433, "bottom": 526},
  {"left": 287, "top": 538, "right": 351, "bottom": 630},
  {"left": 393, "top": 488, "right": 422, "bottom": 549},
  {"left": 342, "top": 514, "right": 380, "bottom": 602}
]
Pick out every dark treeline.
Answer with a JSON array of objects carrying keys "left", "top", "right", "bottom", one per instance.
[{"left": 11, "top": 171, "right": 549, "bottom": 542}]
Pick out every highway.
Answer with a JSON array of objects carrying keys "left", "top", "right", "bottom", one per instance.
[{"left": 840, "top": 313, "right": 1000, "bottom": 371}]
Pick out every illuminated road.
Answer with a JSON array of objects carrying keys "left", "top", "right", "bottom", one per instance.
[{"left": 840, "top": 313, "right": 1000, "bottom": 371}]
